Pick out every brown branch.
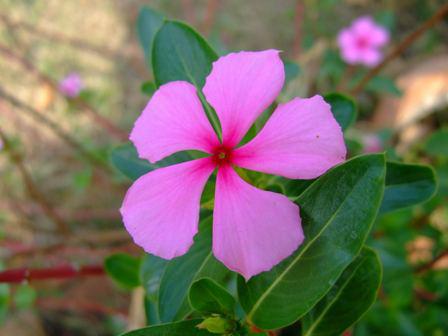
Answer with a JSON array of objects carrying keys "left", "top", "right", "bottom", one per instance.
[
  {"left": 0, "top": 264, "right": 104, "bottom": 283},
  {"left": 0, "top": 42, "right": 128, "bottom": 141},
  {"left": 350, "top": 3, "right": 448, "bottom": 95},
  {"left": 0, "top": 87, "right": 111, "bottom": 172},
  {"left": 415, "top": 249, "right": 448, "bottom": 274},
  {"left": 0, "top": 127, "right": 70, "bottom": 235}
]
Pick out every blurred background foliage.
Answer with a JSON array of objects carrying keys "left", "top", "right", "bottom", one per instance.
[{"left": 0, "top": 0, "right": 447, "bottom": 335}]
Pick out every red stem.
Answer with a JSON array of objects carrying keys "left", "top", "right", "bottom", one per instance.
[{"left": 0, "top": 265, "right": 104, "bottom": 283}]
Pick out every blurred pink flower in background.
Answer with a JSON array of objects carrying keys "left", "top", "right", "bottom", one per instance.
[
  {"left": 59, "top": 73, "right": 84, "bottom": 98},
  {"left": 120, "top": 50, "right": 346, "bottom": 279},
  {"left": 338, "top": 16, "right": 389, "bottom": 67},
  {"left": 362, "top": 134, "right": 383, "bottom": 153}
]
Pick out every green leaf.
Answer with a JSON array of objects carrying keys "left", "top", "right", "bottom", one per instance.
[
  {"left": 197, "top": 316, "right": 236, "bottom": 334},
  {"left": 140, "top": 254, "right": 168, "bottom": 324},
  {"left": 13, "top": 285, "right": 36, "bottom": 309},
  {"left": 366, "top": 76, "right": 402, "bottom": 97},
  {"left": 238, "top": 154, "right": 386, "bottom": 330},
  {"left": 424, "top": 129, "right": 448, "bottom": 157},
  {"left": 110, "top": 143, "right": 190, "bottom": 181},
  {"left": 158, "top": 217, "right": 229, "bottom": 322},
  {"left": 137, "top": 6, "right": 165, "bottom": 69},
  {"left": 302, "top": 247, "right": 382, "bottom": 336},
  {"left": 0, "top": 284, "right": 8, "bottom": 324},
  {"left": 189, "top": 278, "right": 236, "bottom": 316},
  {"left": 380, "top": 162, "right": 437, "bottom": 213},
  {"left": 141, "top": 81, "right": 156, "bottom": 96},
  {"left": 121, "top": 319, "right": 214, "bottom": 336},
  {"left": 104, "top": 253, "right": 141, "bottom": 289},
  {"left": 324, "top": 93, "right": 357, "bottom": 131},
  {"left": 141, "top": 254, "right": 168, "bottom": 301},
  {"left": 284, "top": 60, "right": 301, "bottom": 86},
  {"left": 152, "top": 21, "right": 218, "bottom": 88}
]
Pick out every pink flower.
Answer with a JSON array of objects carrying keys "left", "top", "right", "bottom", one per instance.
[
  {"left": 362, "top": 134, "right": 383, "bottom": 153},
  {"left": 59, "top": 73, "right": 83, "bottom": 98},
  {"left": 338, "top": 16, "right": 389, "bottom": 67},
  {"left": 121, "top": 50, "right": 346, "bottom": 279}
]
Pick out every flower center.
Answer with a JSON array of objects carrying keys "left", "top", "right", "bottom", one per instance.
[
  {"left": 356, "top": 36, "right": 369, "bottom": 49},
  {"left": 212, "top": 145, "right": 233, "bottom": 166}
]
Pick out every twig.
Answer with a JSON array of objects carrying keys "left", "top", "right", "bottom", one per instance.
[
  {"left": 0, "top": 87, "right": 110, "bottom": 171},
  {"left": 0, "top": 42, "right": 128, "bottom": 141},
  {"left": 0, "top": 127, "right": 70, "bottom": 235},
  {"left": 350, "top": 3, "right": 448, "bottom": 95},
  {"left": 0, "top": 264, "right": 104, "bottom": 283},
  {"left": 415, "top": 249, "right": 448, "bottom": 274}
]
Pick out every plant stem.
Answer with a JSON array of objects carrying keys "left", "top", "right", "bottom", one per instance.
[
  {"left": 0, "top": 42, "right": 128, "bottom": 141},
  {"left": 415, "top": 249, "right": 448, "bottom": 274},
  {"left": 0, "top": 264, "right": 104, "bottom": 283},
  {"left": 0, "top": 127, "right": 71, "bottom": 235},
  {"left": 350, "top": 3, "right": 448, "bottom": 95}
]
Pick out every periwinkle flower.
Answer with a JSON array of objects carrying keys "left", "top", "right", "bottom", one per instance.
[
  {"left": 59, "top": 73, "right": 84, "bottom": 98},
  {"left": 362, "top": 134, "right": 383, "bottom": 153},
  {"left": 121, "top": 50, "right": 346, "bottom": 279},
  {"left": 338, "top": 16, "right": 389, "bottom": 67}
]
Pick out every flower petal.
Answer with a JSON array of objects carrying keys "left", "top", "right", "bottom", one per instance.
[
  {"left": 370, "top": 25, "right": 389, "bottom": 47},
  {"left": 360, "top": 48, "right": 382, "bottom": 67},
  {"left": 233, "top": 95, "right": 346, "bottom": 179},
  {"left": 120, "top": 158, "right": 215, "bottom": 259},
  {"left": 203, "top": 50, "right": 285, "bottom": 147},
  {"left": 213, "top": 166, "right": 303, "bottom": 280},
  {"left": 130, "top": 81, "right": 219, "bottom": 163}
]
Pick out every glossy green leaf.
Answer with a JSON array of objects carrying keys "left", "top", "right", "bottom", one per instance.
[
  {"left": 137, "top": 6, "right": 165, "bottom": 68},
  {"left": 324, "top": 93, "right": 357, "bottom": 131},
  {"left": 238, "top": 154, "right": 386, "bottom": 330},
  {"left": 380, "top": 162, "right": 437, "bottom": 213},
  {"left": 152, "top": 21, "right": 218, "bottom": 88},
  {"left": 158, "top": 217, "right": 229, "bottom": 322},
  {"left": 302, "top": 247, "right": 382, "bottom": 336},
  {"left": 110, "top": 143, "right": 190, "bottom": 181},
  {"left": 140, "top": 254, "right": 168, "bottom": 324},
  {"left": 104, "top": 253, "right": 141, "bottom": 289},
  {"left": 189, "top": 278, "right": 235, "bottom": 316},
  {"left": 121, "top": 319, "right": 213, "bottom": 336},
  {"left": 424, "top": 129, "right": 448, "bottom": 157},
  {"left": 141, "top": 254, "right": 168, "bottom": 301}
]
